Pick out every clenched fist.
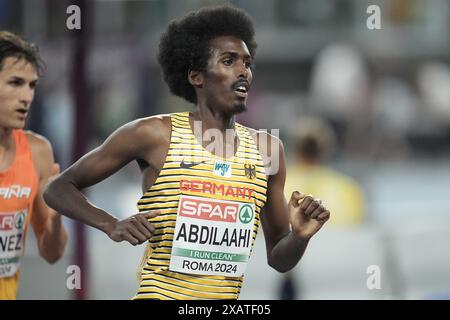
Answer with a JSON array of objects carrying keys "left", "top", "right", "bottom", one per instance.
[{"left": 289, "top": 191, "right": 330, "bottom": 240}]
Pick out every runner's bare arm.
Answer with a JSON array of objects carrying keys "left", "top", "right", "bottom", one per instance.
[
  {"left": 257, "top": 133, "right": 329, "bottom": 272},
  {"left": 43, "top": 116, "right": 171, "bottom": 245},
  {"left": 27, "top": 132, "right": 67, "bottom": 263}
]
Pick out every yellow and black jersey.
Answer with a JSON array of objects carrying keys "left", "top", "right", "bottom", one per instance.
[{"left": 133, "top": 112, "right": 267, "bottom": 300}]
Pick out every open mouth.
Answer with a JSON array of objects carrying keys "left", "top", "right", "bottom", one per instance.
[
  {"left": 235, "top": 85, "right": 248, "bottom": 93},
  {"left": 233, "top": 82, "right": 249, "bottom": 98},
  {"left": 16, "top": 108, "right": 28, "bottom": 118}
]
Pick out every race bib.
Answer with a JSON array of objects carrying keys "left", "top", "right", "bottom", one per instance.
[
  {"left": 169, "top": 195, "right": 255, "bottom": 277},
  {"left": 0, "top": 210, "right": 27, "bottom": 278}
]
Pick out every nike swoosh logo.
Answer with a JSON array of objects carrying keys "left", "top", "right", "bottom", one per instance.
[{"left": 180, "top": 159, "right": 206, "bottom": 169}]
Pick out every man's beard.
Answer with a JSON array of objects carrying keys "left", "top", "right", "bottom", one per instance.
[{"left": 233, "top": 101, "right": 247, "bottom": 114}]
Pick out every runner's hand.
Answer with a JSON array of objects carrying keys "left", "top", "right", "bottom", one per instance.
[
  {"left": 289, "top": 191, "right": 330, "bottom": 240},
  {"left": 107, "top": 210, "right": 161, "bottom": 245}
]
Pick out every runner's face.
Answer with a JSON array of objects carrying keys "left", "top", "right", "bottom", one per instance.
[
  {"left": 0, "top": 57, "right": 38, "bottom": 130},
  {"left": 202, "top": 36, "right": 253, "bottom": 115}
]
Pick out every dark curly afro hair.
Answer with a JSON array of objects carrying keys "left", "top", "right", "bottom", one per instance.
[{"left": 158, "top": 5, "right": 257, "bottom": 104}]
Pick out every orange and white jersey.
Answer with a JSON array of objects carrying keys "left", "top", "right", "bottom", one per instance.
[{"left": 0, "top": 129, "right": 38, "bottom": 300}]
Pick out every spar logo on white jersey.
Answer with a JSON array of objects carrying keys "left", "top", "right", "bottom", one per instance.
[{"left": 0, "top": 185, "right": 32, "bottom": 199}]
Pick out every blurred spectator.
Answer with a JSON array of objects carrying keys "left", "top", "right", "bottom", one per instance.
[
  {"left": 407, "top": 61, "right": 450, "bottom": 156},
  {"left": 417, "top": 62, "right": 450, "bottom": 126},
  {"left": 285, "top": 116, "right": 366, "bottom": 226},
  {"left": 310, "top": 43, "right": 370, "bottom": 122},
  {"left": 371, "top": 76, "right": 417, "bottom": 159},
  {"left": 309, "top": 43, "right": 372, "bottom": 157},
  {"left": 278, "top": 116, "right": 366, "bottom": 299},
  {"left": 416, "top": 61, "right": 450, "bottom": 129}
]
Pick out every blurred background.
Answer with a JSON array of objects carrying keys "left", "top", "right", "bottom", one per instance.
[{"left": 1, "top": 0, "right": 449, "bottom": 299}]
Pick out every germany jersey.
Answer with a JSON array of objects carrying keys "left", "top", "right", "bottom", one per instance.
[{"left": 133, "top": 112, "right": 267, "bottom": 300}]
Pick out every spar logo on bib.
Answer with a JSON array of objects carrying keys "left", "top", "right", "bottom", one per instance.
[
  {"left": 0, "top": 211, "right": 26, "bottom": 231},
  {"left": 179, "top": 197, "right": 238, "bottom": 222},
  {"left": 239, "top": 205, "right": 254, "bottom": 224}
]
